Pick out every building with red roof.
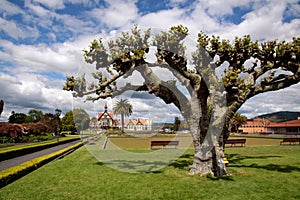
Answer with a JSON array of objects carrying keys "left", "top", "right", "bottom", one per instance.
[
  {"left": 266, "top": 118, "right": 300, "bottom": 134},
  {"left": 125, "top": 119, "right": 152, "bottom": 131},
  {"left": 89, "top": 104, "right": 117, "bottom": 130},
  {"left": 238, "top": 119, "right": 270, "bottom": 133},
  {"left": 239, "top": 117, "right": 300, "bottom": 135}
]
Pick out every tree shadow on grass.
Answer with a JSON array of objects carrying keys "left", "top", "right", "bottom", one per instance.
[
  {"left": 92, "top": 153, "right": 195, "bottom": 173},
  {"left": 94, "top": 154, "right": 234, "bottom": 181},
  {"left": 206, "top": 174, "right": 235, "bottom": 181},
  {"left": 168, "top": 153, "right": 194, "bottom": 169},
  {"left": 226, "top": 153, "right": 300, "bottom": 173},
  {"left": 230, "top": 163, "right": 300, "bottom": 173},
  {"left": 226, "top": 154, "right": 283, "bottom": 164},
  {"left": 94, "top": 159, "right": 168, "bottom": 173}
]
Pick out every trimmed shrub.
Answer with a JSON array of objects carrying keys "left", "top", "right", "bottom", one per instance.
[
  {"left": 0, "top": 136, "right": 80, "bottom": 161},
  {"left": 0, "top": 142, "right": 83, "bottom": 188}
]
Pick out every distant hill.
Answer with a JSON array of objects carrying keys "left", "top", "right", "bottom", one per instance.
[{"left": 254, "top": 111, "right": 300, "bottom": 122}]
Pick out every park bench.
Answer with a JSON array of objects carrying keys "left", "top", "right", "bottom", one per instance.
[
  {"left": 280, "top": 138, "right": 300, "bottom": 145},
  {"left": 259, "top": 132, "right": 272, "bottom": 136},
  {"left": 225, "top": 139, "right": 246, "bottom": 147},
  {"left": 151, "top": 140, "right": 179, "bottom": 150}
]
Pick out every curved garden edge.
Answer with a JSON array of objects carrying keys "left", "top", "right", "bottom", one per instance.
[
  {"left": 0, "top": 141, "right": 83, "bottom": 188},
  {"left": 0, "top": 136, "right": 80, "bottom": 161}
]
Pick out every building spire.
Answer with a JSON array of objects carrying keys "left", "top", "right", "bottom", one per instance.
[{"left": 104, "top": 103, "right": 108, "bottom": 112}]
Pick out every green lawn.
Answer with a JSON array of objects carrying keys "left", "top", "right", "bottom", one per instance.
[{"left": 0, "top": 144, "right": 300, "bottom": 200}]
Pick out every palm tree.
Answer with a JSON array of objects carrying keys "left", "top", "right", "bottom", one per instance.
[
  {"left": 113, "top": 99, "right": 133, "bottom": 133},
  {"left": 230, "top": 113, "right": 247, "bottom": 133}
]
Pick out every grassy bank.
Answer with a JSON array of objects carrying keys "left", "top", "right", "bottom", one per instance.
[{"left": 0, "top": 144, "right": 299, "bottom": 199}]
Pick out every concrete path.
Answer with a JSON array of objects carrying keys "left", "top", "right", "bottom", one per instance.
[{"left": 0, "top": 140, "right": 81, "bottom": 171}]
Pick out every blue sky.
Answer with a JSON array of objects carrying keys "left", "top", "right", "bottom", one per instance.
[{"left": 0, "top": 0, "right": 299, "bottom": 122}]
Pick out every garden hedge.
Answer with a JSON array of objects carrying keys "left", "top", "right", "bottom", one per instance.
[
  {"left": 0, "top": 136, "right": 80, "bottom": 161},
  {"left": 0, "top": 141, "right": 83, "bottom": 188}
]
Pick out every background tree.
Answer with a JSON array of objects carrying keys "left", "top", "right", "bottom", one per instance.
[
  {"left": 40, "top": 113, "right": 60, "bottom": 133},
  {"left": 72, "top": 109, "right": 90, "bottom": 133},
  {"left": 229, "top": 113, "right": 247, "bottom": 133},
  {"left": 26, "top": 109, "right": 43, "bottom": 123},
  {"left": 8, "top": 111, "right": 27, "bottom": 124},
  {"left": 64, "top": 25, "right": 299, "bottom": 176},
  {"left": 61, "top": 110, "right": 77, "bottom": 133},
  {"left": 113, "top": 99, "right": 133, "bottom": 132},
  {"left": 173, "top": 117, "right": 181, "bottom": 131}
]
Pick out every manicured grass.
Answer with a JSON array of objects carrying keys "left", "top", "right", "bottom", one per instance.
[
  {"left": 0, "top": 142, "right": 83, "bottom": 188},
  {"left": 107, "top": 135, "right": 282, "bottom": 150},
  {"left": 0, "top": 144, "right": 299, "bottom": 199},
  {"left": 108, "top": 136, "right": 193, "bottom": 150},
  {"left": 229, "top": 136, "right": 282, "bottom": 146}
]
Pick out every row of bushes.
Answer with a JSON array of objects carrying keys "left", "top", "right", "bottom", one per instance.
[
  {"left": 0, "top": 122, "right": 60, "bottom": 143},
  {"left": 0, "top": 141, "right": 83, "bottom": 188},
  {"left": 0, "top": 136, "right": 80, "bottom": 162},
  {"left": 0, "top": 133, "right": 55, "bottom": 144}
]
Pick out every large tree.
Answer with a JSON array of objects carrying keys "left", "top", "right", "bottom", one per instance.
[
  {"left": 26, "top": 109, "right": 44, "bottom": 123},
  {"left": 62, "top": 109, "right": 90, "bottom": 134},
  {"left": 40, "top": 113, "right": 61, "bottom": 133},
  {"left": 113, "top": 99, "right": 133, "bottom": 132},
  {"left": 64, "top": 25, "right": 299, "bottom": 176},
  {"left": 8, "top": 111, "right": 27, "bottom": 124},
  {"left": 61, "top": 110, "right": 77, "bottom": 133}
]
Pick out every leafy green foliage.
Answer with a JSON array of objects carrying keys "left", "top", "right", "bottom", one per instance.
[
  {"left": 26, "top": 109, "right": 43, "bottom": 123},
  {"left": 8, "top": 112, "right": 27, "bottom": 124},
  {"left": 230, "top": 113, "right": 247, "bottom": 132},
  {"left": 62, "top": 109, "right": 90, "bottom": 133},
  {"left": 61, "top": 111, "right": 77, "bottom": 133},
  {"left": 113, "top": 99, "right": 133, "bottom": 132}
]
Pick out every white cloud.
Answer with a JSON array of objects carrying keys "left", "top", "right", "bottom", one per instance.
[
  {"left": 198, "top": 0, "right": 251, "bottom": 17},
  {"left": 0, "top": 0, "right": 299, "bottom": 122},
  {"left": 137, "top": 8, "right": 187, "bottom": 30},
  {"left": 0, "top": 39, "right": 88, "bottom": 75},
  {"left": 239, "top": 83, "right": 300, "bottom": 118},
  {"left": 89, "top": 0, "right": 139, "bottom": 29},
  {"left": 0, "top": 18, "right": 27, "bottom": 39},
  {"left": 0, "top": 72, "right": 73, "bottom": 121},
  {"left": 32, "top": 0, "right": 65, "bottom": 10},
  {"left": 0, "top": 0, "right": 25, "bottom": 16},
  {"left": 212, "top": 1, "right": 300, "bottom": 40},
  {"left": 25, "top": 1, "right": 51, "bottom": 17}
]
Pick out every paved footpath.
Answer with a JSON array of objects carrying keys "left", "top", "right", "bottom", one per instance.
[{"left": 0, "top": 140, "right": 81, "bottom": 172}]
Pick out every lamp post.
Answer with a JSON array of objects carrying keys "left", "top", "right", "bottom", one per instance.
[{"left": 55, "top": 109, "right": 62, "bottom": 142}]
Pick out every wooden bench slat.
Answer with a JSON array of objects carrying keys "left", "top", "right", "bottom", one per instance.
[
  {"left": 225, "top": 139, "right": 246, "bottom": 147},
  {"left": 280, "top": 138, "right": 300, "bottom": 145},
  {"left": 151, "top": 141, "right": 179, "bottom": 149}
]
